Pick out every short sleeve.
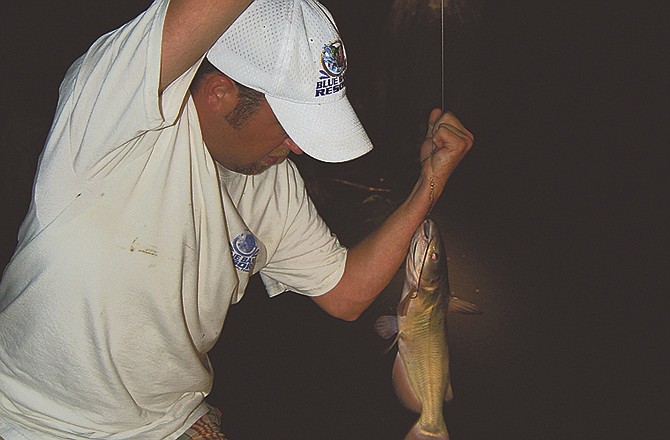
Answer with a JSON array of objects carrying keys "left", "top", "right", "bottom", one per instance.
[{"left": 256, "top": 167, "right": 347, "bottom": 297}]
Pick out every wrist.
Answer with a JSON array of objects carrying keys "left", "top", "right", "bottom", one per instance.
[{"left": 403, "top": 174, "right": 434, "bottom": 220}]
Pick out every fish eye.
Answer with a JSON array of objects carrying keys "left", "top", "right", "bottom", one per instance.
[{"left": 431, "top": 252, "right": 440, "bottom": 261}]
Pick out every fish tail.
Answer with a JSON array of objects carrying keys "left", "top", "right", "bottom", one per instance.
[{"left": 404, "top": 422, "right": 450, "bottom": 440}]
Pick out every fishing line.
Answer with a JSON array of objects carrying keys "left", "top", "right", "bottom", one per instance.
[
  {"left": 441, "top": 0, "right": 445, "bottom": 112},
  {"left": 426, "top": 0, "right": 445, "bottom": 219}
]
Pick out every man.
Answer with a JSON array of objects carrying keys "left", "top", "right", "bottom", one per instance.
[{"left": 0, "top": 0, "right": 473, "bottom": 438}]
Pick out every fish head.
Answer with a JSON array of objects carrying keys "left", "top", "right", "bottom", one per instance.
[{"left": 403, "top": 219, "right": 449, "bottom": 299}]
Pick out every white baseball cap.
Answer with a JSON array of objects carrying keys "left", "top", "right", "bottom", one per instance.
[{"left": 206, "top": 0, "right": 373, "bottom": 163}]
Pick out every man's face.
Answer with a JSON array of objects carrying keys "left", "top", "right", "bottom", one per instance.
[{"left": 204, "top": 96, "right": 303, "bottom": 175}]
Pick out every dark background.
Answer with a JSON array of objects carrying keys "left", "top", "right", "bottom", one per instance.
[{"left": 1, "top": 1, "right": 666, "bottom": 439}]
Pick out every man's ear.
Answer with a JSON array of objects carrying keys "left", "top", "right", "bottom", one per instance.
[{"left": 199, "top": 73, "right": 239, "bottom": 114}]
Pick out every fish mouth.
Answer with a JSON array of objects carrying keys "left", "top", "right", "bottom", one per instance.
[
  {"left": 405, "top": 220, "right": 434, "bottom": 286},
  {"left": 421, "top": 219, "right": 433, "bottom": 243}
]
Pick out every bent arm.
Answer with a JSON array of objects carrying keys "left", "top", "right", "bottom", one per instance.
[
  {"left": 312, "top": 109, "right": 474, "bottom": 321},
  {"left": 312, "top": 186, "right": 430, "bottom": 321},
  {"left": 160, "top": 0, "right": 252, "bottom": 92}
]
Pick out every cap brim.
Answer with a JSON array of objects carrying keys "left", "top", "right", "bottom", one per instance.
[{"left": 266, "top": 94, "right": 373, "bottom": 163}]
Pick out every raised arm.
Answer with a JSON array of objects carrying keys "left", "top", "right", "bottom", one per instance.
[
  {"left": 312, "top": 109, "right": 474, "bottom": 321},
  {"left": 160, "top": 0, "right": 253, "bottom": 92}
]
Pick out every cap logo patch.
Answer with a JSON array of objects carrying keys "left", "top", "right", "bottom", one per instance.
[
  {"left": 230, "top": 231, "right": 259, "bottom": 273},
  {"left": 316, "top": 40, "right": 347, "bottom": 97}
]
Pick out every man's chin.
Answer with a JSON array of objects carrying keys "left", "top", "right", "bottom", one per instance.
[
  {"left": 234, "top": 157, "right": 285, "bottom": 175},
  {"left": 263, "top": 155, "right": 287, "bottom": 166}
]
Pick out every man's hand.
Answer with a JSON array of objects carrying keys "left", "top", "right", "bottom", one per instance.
[
  {"left": 419, "top": 108, "right": 474, "bottom": 209},
  {"left": 312, "top": 108, "right": 474, "bottom": 321}
]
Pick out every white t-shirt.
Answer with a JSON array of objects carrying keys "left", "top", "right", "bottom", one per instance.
[{"left": 0, "top": 1, "right": 346, "bottom": 438}]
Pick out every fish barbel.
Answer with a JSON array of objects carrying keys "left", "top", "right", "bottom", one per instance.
[{"left": 376, "top": 219, "right": 480, "bottom": 440}]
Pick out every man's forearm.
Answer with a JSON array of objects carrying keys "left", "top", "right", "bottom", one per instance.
[
  {"left": 311, "top": 174, "right": 433, "bottom": 321},
  {"left": 160, "top": 0, "right": 253, "bottom": 91},
  {"left": 312, "top": 108, "right": 474, "bottom": 321}
]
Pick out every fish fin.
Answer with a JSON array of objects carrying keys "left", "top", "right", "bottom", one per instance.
[
  {"left": 374, "top": 315, "right": 398, "bottom": 339},
  {"left": 375, "top": 315, "right": 400, "bottom": 354},
  {"left": 392, "top": 354, "right": 422, "bottom": 413},
  {"left": 383, "top": 331, "right": 402, "bottom": 355},
  {"left": 404, "top": 422, "right": 450, "bottom": 440},
  {"left": 444, "top": 380, "right": 454, "bottom": 403},
  {"left": 448, "top": 296, "right": 482, "bottom": 314}
]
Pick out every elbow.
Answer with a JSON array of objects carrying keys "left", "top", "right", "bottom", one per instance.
[
  {"left": 320, "top": 303, "right": 363, "bottom": 322},
  {"left": 331, "top": 299, "right": 371, "bottom": 321},
  {"left": 335, "top": 309, "right": 362, "bottom": 322},
  {"left": 313, "top": 295, "right": 364, "bottom": 322}
]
